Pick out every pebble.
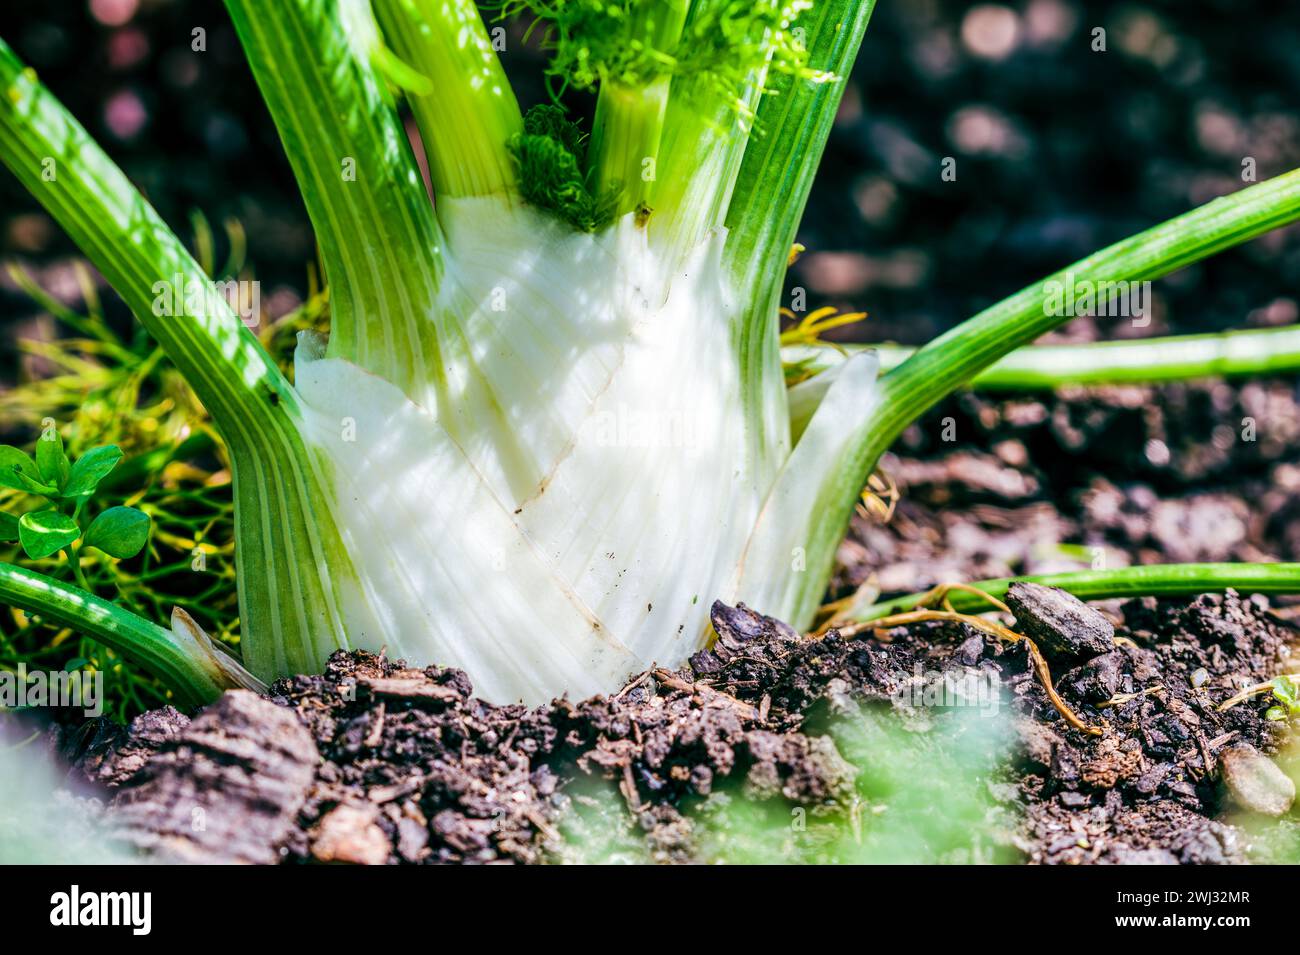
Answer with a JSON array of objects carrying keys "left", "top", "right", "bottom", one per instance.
[
  {"left": 1219, "top": 743, "right": 1295, "bottom": 817},
  {"left": 311, "top": 803, "right": 390, "bottom": 865}
]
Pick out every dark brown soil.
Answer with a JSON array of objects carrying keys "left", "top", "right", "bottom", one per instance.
[{"left": 42, "top": 594, "right": 1299, "bottom": 865}]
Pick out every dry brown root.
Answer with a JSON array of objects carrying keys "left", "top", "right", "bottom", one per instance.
[
  {"left": 812, "top": 577, "right": 882, "bottom": 636},
  {"left": 1215, "top": 673, "right": 1300, "bottom": 712},
  {"left": 829, "top": 583, "right": 1102, "bottom": 736}
]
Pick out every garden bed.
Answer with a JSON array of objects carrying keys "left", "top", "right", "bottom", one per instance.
[
  {"left": 4, "top": 0, "right": 1300, "bottom": 868},
  {"left": 23, "top": 376, "right": 1299, "bottom": 865}
]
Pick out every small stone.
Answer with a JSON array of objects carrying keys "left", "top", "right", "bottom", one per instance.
[
  {"left": 312, "top": 803, "right": 390, "bottom": 865},
  {"left": 956, "top": 633, "right": 985, "bottom": 666},
  {"left": 1006, "top": 582, "right": 1115, "bottom": 659},
  {"left": 710, "top": 600, "right": 799, "bottom": 648},
  {"left": 1220, "top": 743, "right": 1295, "bottom": 817},
  {"left": 393, "top": 805, "right": 430, "bottom": 864}
]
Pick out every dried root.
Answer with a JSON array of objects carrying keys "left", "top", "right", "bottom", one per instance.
[
  {"left": 830, "top": 581, "right": 1102, "bottom": 736},
  {"left": 1216, "top": 674, "right": 1300, "bottom": 712}
]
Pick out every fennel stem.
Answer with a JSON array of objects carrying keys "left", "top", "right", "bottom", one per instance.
[
  {"left": 589, "top": 78, "right": 674, "bottom": 217},
  {"left": 586, "top": 0, "right": 689, "bottom": 217},
  {"left": 851, "top": 563, "right": 1300, "bottom": 621},
  {"left": 0, "top": 562, "right": 256, "bottom": 706},
  {"left": 724, "top": 0, "right": 880, "bottom": 481},
  {"left": 225, "top": 0, "right": 447, "bottom": 390},
  {"left": 372, "top": 0, "right": 523, "bottom": 200},
  {"left": 786, "top": 323, "right": 1300, "bottom": 390},
  {"left": 0, "top": 34, "right": 379, "bottom": 682},
  {"left": 783, "top": 167, "right": 1300, "bottom": 630}
]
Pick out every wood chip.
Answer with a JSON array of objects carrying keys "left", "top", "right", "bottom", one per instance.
[
  {"left": 359, "top": 677, "right": 460, "bottom": 702},
  {"left": 108, "top": 690, "right": 317, "bottom": 864},
  {"left": 1006, "top": 581, "right": 1115, "bottom": 659}
]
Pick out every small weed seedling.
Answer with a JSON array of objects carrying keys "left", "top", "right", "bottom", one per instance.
[{"left": 0, "top": 434, "right": 149, "bottom": 591}]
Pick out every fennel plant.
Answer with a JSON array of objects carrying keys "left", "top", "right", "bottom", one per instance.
[{"left": 3, "top": 0, "right": 1300, "bottom": 705}]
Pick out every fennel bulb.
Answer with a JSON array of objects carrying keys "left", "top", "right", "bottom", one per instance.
[
  {"left": 0, "top": 0, "right": 887, "bottom": 705},
  {"left": 292, "top": 196, "right": 878, "bottom": 702}
]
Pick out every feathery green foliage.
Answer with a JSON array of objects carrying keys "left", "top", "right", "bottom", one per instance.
[
  {"left": 508, "top": 104, "right": 610, "bottom": 230},
  {"left": 495, "top": 0, "right": 821, "bottom": 107}
]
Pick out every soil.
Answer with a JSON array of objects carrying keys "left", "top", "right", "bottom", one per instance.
[{"left": 15, "top": 377, "right": 1299, "bottom": 865}]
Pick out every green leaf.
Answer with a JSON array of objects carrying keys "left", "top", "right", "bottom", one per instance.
[
  {"left": 18, "top": 510, "right": 80, "bottom": 560},
  {"left": 34, "top": 430, "right": 70, "bottom": 490},
  {"left": 1, "top": 469, "right": 60, "bottom": 497},
  {"left": 63, "top": 445, "right": 123, "bottom": 498},
  {"left": 0, "top": 445, "right": 44, "bottom": 494},
  {"left": 0, "top": 511, "right": 18, "bottom": 542},
  {"left": 82, "top": 506, "right": 150, "bottom": 558},
  {"left": 1273, "top": 675, "right": 1297, "bottom": 706},
  {"left": 1266, "top": 705, "right": 1288, "bottom": 721}
]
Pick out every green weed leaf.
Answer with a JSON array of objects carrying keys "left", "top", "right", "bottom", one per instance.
[
  {"left": 0, "top": 511, "right": 18, "bottom": 542},
  {"left": 63, "top": 445, "right": 124, "bottom": 498},
  {"left": 82, "top": 506, "right": 150, "bottom": 558},
  {"left": 0, "top": 446, "right": 44, "bottom": 494},
  {"left": 5, "top": 470, "right": 61, "bottom": 496},
  {"left": 1273, "top": 675, "right": 1298, "bottom": 707},
  {"left": 18, "top": 510, "right": 80, "bottom": 560},
  {"left": 35, "top": 430, "right": 70, "bottom": 490}
]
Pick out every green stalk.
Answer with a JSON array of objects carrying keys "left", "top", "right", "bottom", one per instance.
[
  {"left": 785, "top": 168, "right": 1300, "bottom": 630},
  {"left": 723, "top": 0, "right": 877, "bottom": 482},
  {"left": 724, "top": 0, "right": 877, "bottom": 297},
  {"left": 586, "top": 0, "right": 688, "bottom": 216},
  {"left": 589, "top": 78, "right": 674, "bottom": 217},
  {"left": 0, "top": 37, "right": 371, "bottom": 682},
  {"left": 372, "top": 0, "right": 522, "bottom": 200},
  {"left": 224, "top": 0, "right": 445, "bottom": 398},
  {"left": 0, "top": 562, "right": 261, "bottom": 706},
  {"left": 653, "top": 2, "right": 770, "bottom": 263},
  {"left": 850, "top": 563, "right": 1300, "bottom": 621},
  {"left": 785, "top": 324, "right": 1300, "bottom": 390},
  {"left": 878, "top": 169, "right": 1300, "bottom": 445}
]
